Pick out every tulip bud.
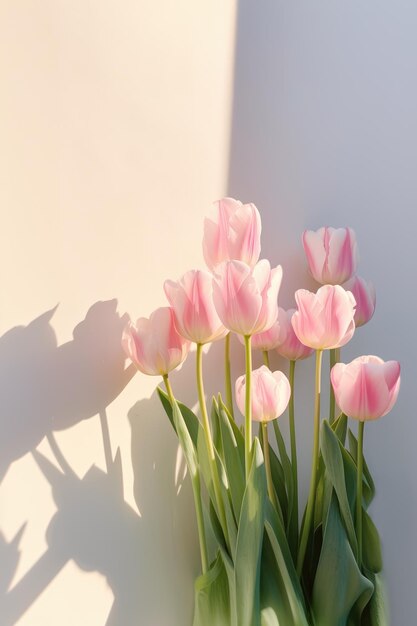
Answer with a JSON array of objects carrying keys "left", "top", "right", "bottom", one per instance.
[
  {"left": 122, "top": 307, "right": 190, "bottom": 376},
  {"left": 164, "top": 270, "right": 227, "bottom": 344},
  {"left": 331, "top": 355, "right": 400, "bottom": 421},
  {"left": 275, "top": 308, "right": 314, "bottom": 361},
  {"left": 235, "top": 365, "right": 291, "bottom": 422},
  {"left": 303, "top": 227, "right": 358, "bottom": 285},
  {"left": 343, "top": 275, "right": 376, "bottom": 328},
  {"left": 203, "top": 197, "right": 261, "bottom": 271},
  {"left": 213, "top": 259, "right": 282, "bottom": 336},
  {"left": 238, "top": 317, "right": 283, "bottom": 351},
  {"left": 292, "top": 285, "right": 356, "bottom": 350}
]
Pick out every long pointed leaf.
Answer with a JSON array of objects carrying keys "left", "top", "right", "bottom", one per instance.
[
  {"left": 193, "top": 551, "right": 231, "bottom": 626},
  {"left": 157, "top": 387, "right": 199, "bottom": 445},
  {"left": 312, "top": 493, "right": 373, "bottom": 626},
  {"left": 321, "top": 420, "right": 358, "bottom": 557},
  {"left": 217, "top": 402, "right": 245, "bottom": 523},
  {"left": 234, "top": 438, "right": 266, "bottom": 626}
]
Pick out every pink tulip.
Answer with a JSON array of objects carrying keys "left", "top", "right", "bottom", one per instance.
[
  {"left": 275, "top": 307, "right": 314, "bottom": 361},
  {"left": 343, "top": 275, "right": 376, "bottom": 328},
  {"left": 203, "top": 197, "right": 261, "bottom": 271},
  {"left": 331, "top": 356, "right": 401, "bottom": 421},
  {"left": 212, "top": 259, "right": 282, "bottom": 336},
  {"left": 235, "top": 365, "right": 291, "bottom": 422},
  {"left": 238, "top": 317, "right": 284, "bottom": 351},
  {"left": 292, "top": 285, "right": 356, "bottom": 350},
  {"left": 164, "top": 269, "right": 227, "bottom": 344},
  {"left": 122, "top": 307, "right": 190, "bottom": 376},
  {"left": 303, "top": 227, "right": 358, "bottom": 285}
]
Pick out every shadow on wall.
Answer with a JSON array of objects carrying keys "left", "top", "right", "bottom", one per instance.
[
  {"left": 0, "top": 301, "right": 249, "bottom": 626},
  {"left": 0, "top": 301, "right": 146, "bottom": 625},
  {"left": 126, "top": 332, "right": 250, "bottom": 625},
  {"left": 0, "top": 300, "right": 134, "bottom": 480}
]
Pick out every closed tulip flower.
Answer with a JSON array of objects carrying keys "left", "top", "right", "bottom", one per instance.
[
  {"left": 235, "top": 365, "right": 291, "bottom": 422},
  {"left": 238, "top": 317, "right": 283, "bottom": 351},
  {"left": 303, "top": 226, "right": 358, "bottom": 285},
  {"left": 343, "top": 275, "right": 376, "bottom": 328},
  {"left": 203, "top": 197, "right": 261, "bottom": 271},
  {"left": 122, "top": 307, "right": 190, "bottom": 376},
  {"left": 275, "top": 307, "right": 314, "bottom": 361},
  {"left": 292, "top": 284, "right": 356, "bottom": 350},
  {"left": 331, "top": 355, "right": 401, "bottom": 421},
  {"left": 213, "top": 259, "right": 283, "bottom": 336},
  {"left": 164, "top": 270, "right": 227, "bottom": 344}
]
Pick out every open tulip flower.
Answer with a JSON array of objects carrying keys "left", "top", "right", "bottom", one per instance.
[
  {"left": 292, "top": 284, "right": 356, "bottom": 350},
  {"left": 164, "top": 269, "right": 227, "bottom": 344},
  {"left": 212, "top": 259, "right": 282, "bottom": 336},
  {"left": 303, "top": 226, "right": 358, "bottom": 285},
  {"left": 122, "top": 307, "right": 190, "bottom": 376},
  {"left": 203, "top": 197, "right": 261, "bottom": 271},
  {"left": 331, "top": 355, "right": 400, "bottom": 421},
  {"left": 123, "top": 199, "right": 401, "bottom": 626},
  {"left": 343, "top": 275, "right": 376, "bottom": 328}
]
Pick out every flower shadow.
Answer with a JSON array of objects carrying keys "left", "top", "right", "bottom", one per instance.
[{"left": 0, "top": 300, "right": 143, "bottom": 625}]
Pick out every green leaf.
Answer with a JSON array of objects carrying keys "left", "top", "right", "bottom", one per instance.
[
  {"left": 234, "top": 438, "right": 267, "bottom": 626},
  {"left": 360, "top": 571, "right": 389, "bottom": 626},
  {"left": 157, "top": 387, "right": 200, "bottom": 445},
  {"left": 312, "top": 493, "right": 374, "bottom": 626},
  {"left": 266, "top": 438, "right": 287, "bottom": 525},
  {"left": 193, "top": 551, "right": 231, "bottom": 626},
  {"left": 332, "top": 413, "right": 348, "bottom": 444},
  {"left": 362, "top": 510, "right": 383, "bottom": 573},
  {"left": 197, "top": 421, "right": 216, "bottom": 502},
  {"left": 262, "top": 505, "right": 309, "bottom": 626},
  {"left": 209, "top": 500, "right": 227, "bottom": 553},
  {"left": 217, "top": 401, "right": 246, "bottom": 523},
  {"left": 348, "top": 429, "right": 376, "bottom": 507},
  {"left": 339, "top": 445, "right": 358, "bottom": 513},
  {"left": 321, "top": 420, "right": 358, "bottom": 557},
  {"left": 200, "top": 429, "right": 237, "bottom": 555},
  {"left": 265, "top": 502, "right": 305, "bottom": 605},
  {"left": 260, "top": 607, "right": 280, "bottom": 626},
  {"left": 272, "top": 421, "right": 294, "bottom": 523},
  {"left": 211, "top": 397, "right": 222, "bottom": 454},
  {"left": 170, "top": 396, "right": 198, "bottom": 479}
]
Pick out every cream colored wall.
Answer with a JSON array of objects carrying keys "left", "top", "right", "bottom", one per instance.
[{"left": 0, "top": 2, "right": 237, "bottom": 624}]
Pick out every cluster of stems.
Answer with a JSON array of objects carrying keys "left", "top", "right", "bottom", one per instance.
[{"left": 165, "top": 334, "right": 365, "bottom": 580}]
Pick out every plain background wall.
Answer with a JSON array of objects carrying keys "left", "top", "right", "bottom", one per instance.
[
  {"left": 0, "top": 1, "right": 237, "bottom": 624},
  {"left": 1, "top": 1, "right": 416, "bottom": 625},
  {"left": 229, "top": 2, "right": 417, "bottom": 624}
]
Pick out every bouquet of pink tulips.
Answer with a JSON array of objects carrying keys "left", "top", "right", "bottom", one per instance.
[{"left": 123, "top": 198, "right": 400, "bottom": 626}]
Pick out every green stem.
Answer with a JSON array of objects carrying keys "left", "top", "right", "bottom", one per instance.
[
  {"left": 262, "top": 421, "right": 279, "bottom": 511},
  {"left": 289, "top": 360, "right": 298, "bottom": 539},
  {"left": 356, "top": 420, "right": 364, "bottom": 567},
  {"left": 164, "top": 375, "right": 208, "bottom": 574},
  {"left": 196, "top": 343, "right": 228, "bottom": 544},
  {"left": 244, "top": 335, "right": 252, "bottom": 480},
  {"left": 224, "top": 333, "right": 234, "bottom": 419},
  {"left": 297, "top": 349, "right": 323, "bottom": 577},
  {"left": 196, "top": 344, "right": 216, "bottom": 462},
  {"left": 262, "top": 350, "right": 270, "bottom": 368},
  {"left": 329, "top": 349, "right": 337, "bottom": 423}
]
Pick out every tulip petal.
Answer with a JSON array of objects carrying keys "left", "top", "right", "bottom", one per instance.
[{"left": 331, "top": 355, "right": 401, "bottom": 421}]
